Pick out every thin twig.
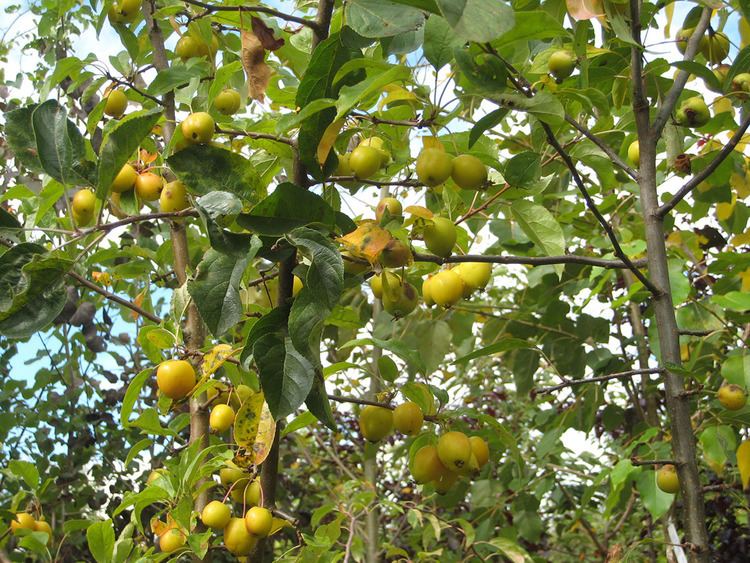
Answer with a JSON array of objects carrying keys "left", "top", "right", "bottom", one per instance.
[
  {"left": 413, "top": 252, "right": 648, "bottom": 270},
  {"left": 657, "top": 112, "right": 750, "bottom": 217},
  {"left": 564, "top": 115, "right": 638, "bottom": 180},
  {"left": 454, "top": 185, "right": 510, "bottom": 225},
  {"left": 555, "top": 478, "right": 607, "bottom": 555},
  {"left": 327, "top": 394, "right": 438, "bottom": 422},
  {"left": 67, "top": 271, "right": 161, "bottom": 323},
  {"left": 181, "top": 0, "right": 318, "bottom": 30},
  {"left": 351, "top": 112, "right": 435, "bottom": 128},
  {"left": 536, "top": 368, "right": 663, "bottom": 394},
  {"left": 328, "top": 176, "right": 423, "bottom": 188},
  {"left": 630, "top": 458, "right": 676, "bottom": 466},
  {"left": 215, "top": 126, "right": 295, "bottom": 146}
]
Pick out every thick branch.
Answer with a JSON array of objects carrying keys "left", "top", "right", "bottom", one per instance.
[
  {"left": 652, "top": 8, "right": 712, "bottom": 136},
  {"left": 181, "top": 0, "right": 318, "bottom": 30},
  {"left": 413, "top": 252, "right": 647, "bottom": 270},
  {"left": 67, "top": 271, "right": 161, "bottom": 323},
  {"left": 656, "top": 112, "right": 750, "bottom": 217},
  {"left": 535, "top": 368, "right": 663, "bottom": 394}
]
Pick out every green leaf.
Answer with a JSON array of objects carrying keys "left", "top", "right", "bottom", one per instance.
[
  {"left": 335, "top": 65, "right": 411, "bottom": 119},
  {"left": 188, "top": 246, "right": 257, "bottom": 337},
  {"left": 510, "top": 200, "right": 566, "bottom": 277},
  {"left": 491, "top": 10, "right": 571, "bottom": 49},
  {"left": 668, "top": 259, "right": 690, "bottom": 305},
  {"left": 121, "top": 369, "right": 152, "bottom": 427},
  {"left": 469, "top": 108, "right": 508, "bottom": 148},
  {"left": 505, "top": 152, "right": 541, "bottom": 188},
  {"left": 87, "top": 519, "right": 115, "bottom": 563},
  {"left": 296, "top": 29, "right": 358, "bottom": 179},
  {"left": 275, "top": 98, "right": 337, "bottom": 134},
  {"left": 727, "top": 45, "right": 750, "bottom": 86},
  {"left": 454, "top": 338, "right": 532, "bottom": 364},
  {"left": 305, "top": 372, "right": 337, "bottom": 430},
  {"left": 237, "top": 183, "right": 339, "bottom": 236},
  {"left": 635, "top": 469, "right": 674, "bottom": 519},
  {"left": 125, "top": 438, "right": 152, "bottom": 468},
  {"left": 377, "top": 356, "right": 399, "bottom": 382},
  {"left": 700, "top": 425, "right": 736, "bottom": 468},
  {"left": 5, "top": 105, "right": 44, "bottom": 172},
  {"left": 712, "top": 291, "right": 750, "bottom": 312},
  {"left": 454, "top": 48, "right": 508, "bottom": 92},
  {"left": 0, "top": 244, "right": 72, "bottom": 338},
  {"left": 9, "top": 460, "right": 39, "bottom": 490},
  {"left": 495, "top": 91, "right": 565, "bottom": 126},
  {"left": 167, "top": 144, "right": 264, "bottom": 203},
  {"left": 346, "top": 0, "right": 426, "bottom": 38},
  {"left": 672, "top": 60, "right": 722, "bottom": 92},
  {"left": 31, "top": 100, "right": 86, "bottom": 186},
  {"left": 147, "top": 62, "right": 210, "bottom": 95},
  {"left": 131, "top": 408, "right": 177, "bottom": 436},
  {"left": 437, "top": 0, "right": 514, "bottom": 43},
  {"left": 97, "top": 110, "right": 162, "bottom": 199},
  {"left": 423, "top": 16, "right": 461, "bottom": 70},
  {"left": 486, "top": 536, "right": 533, "bottom": 562}
]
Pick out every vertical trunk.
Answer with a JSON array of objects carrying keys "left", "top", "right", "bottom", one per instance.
[{"left": 636, "top": 140, "right": 710, "bottom": 560}]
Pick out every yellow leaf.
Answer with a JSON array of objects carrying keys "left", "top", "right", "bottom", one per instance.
[
  {"left": 234, "top": 390, "right": 265, "bottom": 449},
  {"left": 378, "top": 84, "right": 417, "bottom": 111},
  {"left": 269, "top": 517, "right": 293, "bottom": 537},
  {"left": 404, "top": 205, "right": 434, "bottom": 220},
  {"left": 252, "top": 401, "right": 276, "bottom": 465},
  {"left": 716, "top": 195, "right": 737, "bottom": 222},
  {"left": 131, "top": 290, "right": 146, "bottom": 321},
  {"left": 731, "top": 230, "right": 750, "bottom": 247},
  {"left": 241, "top": 30, "right": 271, "bottom": 101},
  {"left": 337, "top": 221, "right": 393, "bottom": 264},
  {"left": 664, "top": 2, "right": 674, "bottom": 37},
  {"left": 317, "top": 118, "right": 345, "bottom": 166},
  {"left": 421, "top": 137, "right": 444, "bottom": 151},
  {"left": 202, "top": 344, "right": 235, "bottom": 377},
  {"left": 740, "top": 17, "right": 750, "bottom": 49},
  {"left": 737, "top": 440, "right": 750, "bottom": 489},
  {"left": 739, "top": 268, "right": 750, "bottom": 292}
]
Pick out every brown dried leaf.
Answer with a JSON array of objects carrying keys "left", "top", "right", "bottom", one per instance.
[
  {"left": 241, "top": 30, "right": 272, "bottom": 102},
  {"left": 251, "top": 16, "right": 284, "bottom": 51}
]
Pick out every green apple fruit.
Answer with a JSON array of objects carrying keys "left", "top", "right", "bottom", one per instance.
[
  {"left": 416, "top": 148, "right": 453, "bottom": 187},
  {"left": 423, "top": 217, "right": 457, "bottom": 258},
  {"left": 451, "top": 154, "right": 487, "bottom": 189},
  {"left": 104, "top": 89, "right": 127, "bottom": 118},
  {"left": 215, "top": 88, "right": 241, "bottom": 115},
  {"left": 547, "top": 50, "right": 576, "bottom": 80}
]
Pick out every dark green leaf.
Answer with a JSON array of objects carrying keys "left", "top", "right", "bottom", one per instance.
[
  {"left": 167, "top": 144, "right": 264, "bottom": 203},
  {"left": 305, "top": 372, "right": 336, "bottom": 430},
  {"left": 491, "top": 10, "right": 570, "bottom": 49},
  {"left": 469, "top": 108, "right": 508, "bottom": 148},
  {"left": 437, "top": 0, "right": 514, "bottom": 42},
  {"left": 31, "top": 100, "right": 85, "bottom": 186},
  {"left": 347, "top": 0, "right": 426, "bottom": 38},
  {"left": 5, "top": 105, "right": 44, "bottom": 172},
  {"left": 237, "top": 183, "right": 339, "bottom": 235},
  {"left": 9, "top": 460, "right": 39, "bottom": 490},
  {"left": 423, "top": 16, "right": 461, "bottom": 70},
  {"left": 505, "top": 152, "right": 541, "bottom": 188},
  {"left": 147, "top": 62, "right": 210, "bottom": 96},
  {"left": 454, "top": 337, "right": 531, "bottom": 364}
]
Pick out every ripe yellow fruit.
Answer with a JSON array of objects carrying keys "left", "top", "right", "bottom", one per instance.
[
  {"left": 701, "top": 31, "right": 730, "bottom": 64},
  {"left": 111, "top": 164, "right": 137, "bottom": 193},
  {"left": 675, "top": 96, "right": 710, "bottom": 128},
  {"left": 416, "top": 148, "right": 453, "bottom": 187},
  {"left": 375, "top": 197, "right": 402, "bottom": 221},
  {"left": 175, "top": 35, "right": 201, "bottom": 60},
  {"left": 627, "top": 140, "right": 640, "bottom": 167},
  {"left": 422, "top": 275, "right": 435, "bottom": 306},
  {"left": 108, "top": 0, "right": 142, "bottom": 23},
  {"left": 210, "top": 404, "right": 236, "bottom": 432},
  {"left": 292, "top": 275, "right": 304, "bottom": 297},
  {"left": 412, "top": 445, "right": 449, "bottom": 484},
  {"left": 547, "top": 50, "right": 576, "bottom": 80},
  {"left": 453, "top": 262, "right": 492, "bottom": 296},
  {"left": 34, "top": 520, "right": 53, "bottom": 543},
  {"left": 656, "top": 464, "right": 680, "bottom": 494},
  {"left": 392, "top": 402, "right": 424, "bottom": 436},
  {"left": 358, "top": 405, "right": 393, "bottom": 442},
  {"left": 244, "top": 506, "right": 273, "bottom": 537},
  {"left": 430, "top": 270, "right": 464, "bottom": 308},
  {"left": 215, "top": 88, "right": 242, "bottom": 115},
  {"left": 147, "top": 468, "right": 167, "bottom": 485},
  {"left": 718, "top": 384, "right": 748, "bottom": 411},
  {"left": 201, "top": 501, "right": 231, "bottom": 529},
  {"left": 469, "top": 436, "right": 490, "bottom": 468},
  {"left": 156, "top": 359, "right": 196, "bottom": 400},
  {"left": 104, "top": 89, "right": 128, "bottom": 118},
  {"left": 423, "top": 217, "right": 457, "bottom": 258},
  {"left": 72, "top": 189, "right": 97, "bottom": 227},
  {"left": 224, "top": 517, "right": 257, "bottom": 555},
  {"left": 378, "top": 238, "right": 411, "bottom": 268},
  {"left": 349, "top": 146, "right": 381, "bottom": 179},
  {"left": 134, "top": 172, "right": 163, "bottom": 201},
  {"left": 159, "top": 528, "right": 187, "bottom": 553},
  {"left": 342, "top": 251, "right": 369, "bottom": 275},
  {"left": 370, "top": 271, "right": 400, "bottom": 299},
  {"left": 451, "top": 154, "right": 488, "bottom": 189},
  {"left": 437, "top": 431, "right": 472, "bottom": 471},
  {"left": 381, "top": 281, "right": 419, "bottom": 318},
  {"left": 11, "top": 513, "right": 36, "bottom": 534},
  {"left": 181, "top": 112, "right": 215, "bottom": 144},
  {"left": 160, "top": 180, "right": 190, "bottom": 212},
  {"left": 231, "top": 479, "right": 261, "bottom": 506}
]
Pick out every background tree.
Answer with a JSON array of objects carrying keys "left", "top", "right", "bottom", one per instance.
[{"left": 1, "top": 0, "right": 750, "bottom": 562}]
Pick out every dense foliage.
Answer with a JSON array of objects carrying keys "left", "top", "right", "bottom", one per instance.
[{"left": 1, "top": 0, "right": 750, "bottom": 562}]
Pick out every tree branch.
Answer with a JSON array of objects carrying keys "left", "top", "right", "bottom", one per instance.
[
  {"left": 656, "top": 112, "right": 750, "bottom": 217},
  {"left": 215, "top": 126, "right": 295, "bottom": 146},
  {"left": 327, "top": 393, "right": 438, "bottom": 422},
  {"left": 412, "top": 252, "right": 648, "bottom": 270},
  {"left": 328, "top": 176, "right": 423, "bottom": 188},
  {"left": 181, "top": 0, "right": 319, "bottom": 30},
  {"left": 351, "top": 112, "right": 435, "bottom": 128},
  {"left": 535, "top": 368, "right": 663, "bottom": 394},
  {"left": 539, "top": 122, "right": 660, "bottom": 295},
  {"left": 564, "top": 115, "right": 638, "bottom": 180},
  {"left": 652, "top": 8, "right": 712, "bottom": 137},
  {"left": 630, "top": 458, "right": 676, "bottom": 466},
  {"left": 67, "top": 271, "right": 161, "bottom": 323}
]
